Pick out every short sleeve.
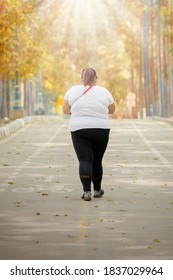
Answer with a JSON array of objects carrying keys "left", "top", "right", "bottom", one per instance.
[{"left": 64, "top": 89, "right": 70, "bottom": 101}]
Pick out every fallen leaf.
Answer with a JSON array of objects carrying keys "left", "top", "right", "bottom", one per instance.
[
  {"left": 67, "top": 235, "right": 75, "bottom": 238},
  {"left": 133, "top": 192, "right": 141, "bottom": 194},
  {"left": 147, "top": 246, "right": 154, "bottom": 249},
  {"left": 153, "top": 239, "right": 160, "bottom": 243},
  {"left": 98, "top": 218, "right": 104, "bottom": 221}
]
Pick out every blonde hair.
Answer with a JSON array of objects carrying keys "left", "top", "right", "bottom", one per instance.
[{"left": 81, "top": 67, "right": 97, "bottom": 86}]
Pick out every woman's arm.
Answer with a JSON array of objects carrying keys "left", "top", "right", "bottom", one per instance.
[
  {"left": 108, "top": 103, "right": 116, "bottom": 114},
  {"left": 62, "top": 99, "right": 71, "bottom": 115}
]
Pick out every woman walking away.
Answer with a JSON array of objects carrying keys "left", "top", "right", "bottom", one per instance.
[{"left": 63, "top": 67, "right": 115, "bottom": 201}]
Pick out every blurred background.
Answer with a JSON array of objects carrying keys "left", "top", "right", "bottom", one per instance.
[{"left": 0, "top": 0, "right": 173, "bottom": 122}]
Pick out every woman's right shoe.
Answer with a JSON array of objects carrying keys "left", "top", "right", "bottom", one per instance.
[
  {"left": 93, "top": 189, "right": 104, "bottom": 198},
  {"left": 81, "top": 192, "right": 91, "bottom": 201}
]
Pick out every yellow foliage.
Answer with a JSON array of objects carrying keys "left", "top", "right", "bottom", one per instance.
[
  {"left": 0, "top": 0, "right": 46, "bottom": 78},
  {"left": 44, "top": 80, "right": 53, "bottom": 92}
]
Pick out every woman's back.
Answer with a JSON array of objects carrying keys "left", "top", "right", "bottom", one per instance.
[{"left": 64, "top": 85, "right": 114, "bottom": 131}]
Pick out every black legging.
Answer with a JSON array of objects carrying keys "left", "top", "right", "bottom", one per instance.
[{"left": 71, "top": 128, "right": 110, "bottom": 192}]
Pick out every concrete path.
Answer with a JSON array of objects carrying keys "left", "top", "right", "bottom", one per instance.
[{"left": 0, "top": 117, "right": 173, "bottom": 260}]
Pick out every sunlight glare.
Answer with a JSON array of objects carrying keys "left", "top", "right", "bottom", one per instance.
[{"left": 41, "top": 0, "right": 140, "bottom": 70}]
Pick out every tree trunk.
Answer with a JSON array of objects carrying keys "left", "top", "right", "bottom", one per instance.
[
  {"left": 0, "top": 76, "right": 8, "bottom": 119},
  {"left": 139, "top": 11, "right": 144, "bottom": 118},
  {"left": 170, "top": 0, "right": 173, "bottom": 115},
  {"left": 143, "top": 2, "right": 151, "bottom": 116},
  {"left": 156, "top": 0, "right": 162, "bottom": 116},
  {"left": 150, "top": 9, "right": 156, "bottom": 115}
]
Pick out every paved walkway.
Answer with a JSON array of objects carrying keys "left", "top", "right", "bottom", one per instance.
[{"left": 0, "top": 117, "right": 173, "bottom": 259}]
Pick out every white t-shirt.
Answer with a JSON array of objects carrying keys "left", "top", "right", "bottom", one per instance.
[{"left": 64, "top": 85, "right": 114, "bottom": 131}]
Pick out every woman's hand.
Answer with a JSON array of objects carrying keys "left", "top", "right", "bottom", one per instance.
[{"left": 108, "top": 103, "right": 115, "bottom": 114}]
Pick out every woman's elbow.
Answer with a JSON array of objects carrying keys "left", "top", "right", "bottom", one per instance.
[
  {"left": 108, "top": 103, "right": 116, "bottom": 114},
  {"left": 62, "top": 102, "right": 71, "bottom": 115}
]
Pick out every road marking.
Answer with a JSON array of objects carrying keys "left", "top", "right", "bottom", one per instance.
[
  {"left": 133, "top": 124, "right": 173, "bottom": 171},
  {"left": 11, "top": 184, "right": 73, "bottom": 193},
  {"left": 0, "top": 127, "right": 28, "bottom": 145},
  {"left": 0, "top": 165, "right": 65, "bottom": 169},
  {"left": 0, "top": 124, "right": 65, "bottom": 192},
  {"left": 45, "top": 175, "right": 55, "bottom": 182}
]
